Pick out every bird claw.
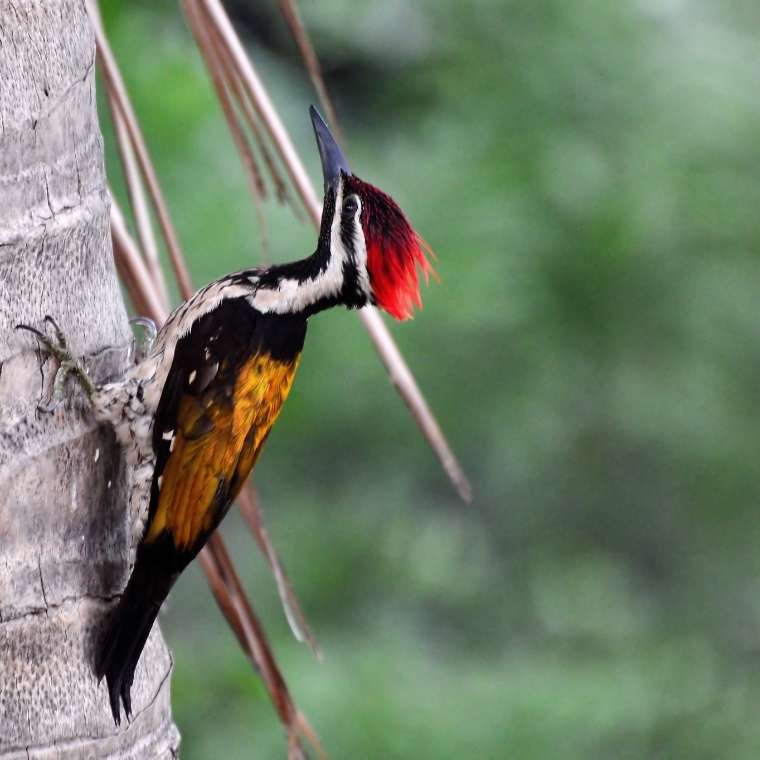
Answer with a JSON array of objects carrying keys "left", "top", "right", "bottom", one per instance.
[
  {"left": 129, "top": 317, "right": 157, "bottom": 363},
  {"left": 37, "top": 397, "right": 63, "bottom": 415},
  {"left": 17, "top": 317, "right": 67, "bottom": 363},
  {"left": 43, "top": 314, "right": 67, "bottom": 350},
  {"left": 15, "top": 316, "right": 95, "bottom": 402}
]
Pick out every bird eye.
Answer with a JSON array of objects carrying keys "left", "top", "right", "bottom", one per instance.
[{"left": 342, "top": 194, "right": 360, "bottom": 218}]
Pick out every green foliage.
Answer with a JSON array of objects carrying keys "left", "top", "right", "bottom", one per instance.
[{"left": 102, "top": 1, "right": 760, "bottom": 757}]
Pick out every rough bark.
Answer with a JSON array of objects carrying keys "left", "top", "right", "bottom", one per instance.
[{"left": 0, "top": 2, "right": 180, "bottom": 757}]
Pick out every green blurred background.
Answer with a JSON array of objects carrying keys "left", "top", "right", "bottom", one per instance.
[{"left": 100, "top": 2, "right": 760, "bottom": 757}]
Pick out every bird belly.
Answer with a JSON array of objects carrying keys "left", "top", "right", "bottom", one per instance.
[{"left": 92, "top": 375, "right": 156, "bottom": 544}]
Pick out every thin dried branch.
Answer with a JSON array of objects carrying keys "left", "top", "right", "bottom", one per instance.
[
  {"left": 181, "top": 0, "right": 269, "bottom": 255},
  {"left": 202, "top": 5, "right": 295, "bottom": 210},
  {"left": 200, "top": 0, "right": 322, "bottom": 219},
  {"left": 86, "top": 0, "right": 194, "bottom": 299},
  {"left": 110, "top": 196, "right": 167, "bottom": 320},
  {"left": 359, "top": 308, "right": 473, "bottom": 501},
  {"left": 196, "top": 546, "right": 250, "bottom": 658},
  {"left": 87, "top": 1, "right": 168, "bottom": 306},
  {"left": 276, "top": 0, "right": 343, "bottom": 147},
  {"left": 200, "top": 533, "right": 327, "bottom": 760},
  {"left": 196, "top": 0, "right": 472, "bottom": 502},
  {"left": 237, "top": 488, "right": 321, "bottom": 658},
  {"left": 110, "top": 102, "right": 169, "bottom": 304}
]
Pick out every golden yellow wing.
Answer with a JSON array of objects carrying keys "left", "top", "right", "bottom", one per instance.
[{"left": 143, "top": 299, "right": 305, "bottom": 559}]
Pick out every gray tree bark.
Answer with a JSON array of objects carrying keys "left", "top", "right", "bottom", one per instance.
[{"left": 0, "top": 2, "right": 180, "bottom": 757}]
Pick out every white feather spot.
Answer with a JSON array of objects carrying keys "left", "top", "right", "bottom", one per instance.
[
  {"left": 162, "top": 429, "right": 174, "bottom": 441},
  {"left": 188, "top": 370, "right": 197, "bottom": 384},
  {"left": 169, "top": 437, "right": 176, "bottom": 452},
  {"left": 107, "top": 479, "right": 112, "bottom": 489},
  {"left": 93, "top": 447, "right": 100, "bottom": 463}
]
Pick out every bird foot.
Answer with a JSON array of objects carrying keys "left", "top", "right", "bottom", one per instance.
[
  {"left": 129, "top": 316, "right": 157, "bottom": 363},
  {"left": 15, "top": 315, "right": 96, "bottom": 412}
]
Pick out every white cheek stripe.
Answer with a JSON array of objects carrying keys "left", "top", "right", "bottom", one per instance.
[
  {"left": 350, "top": 202, "right": 371, "bottom": 300},
  {"left": 334, "top": 193, "right": 371, "bottom": 301}
]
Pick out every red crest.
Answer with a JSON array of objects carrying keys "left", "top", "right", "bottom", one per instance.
[{"left": 345, "top": 176, "right": 434, "bottom": 320}]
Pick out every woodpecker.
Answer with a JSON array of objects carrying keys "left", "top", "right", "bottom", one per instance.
[{"left": 17, "top": 107, "right": 433, "bottom": 724}]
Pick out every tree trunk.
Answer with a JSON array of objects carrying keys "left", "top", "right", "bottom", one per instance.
[{"left": 0, "top": 2, "right": 180, "bottom": 757}]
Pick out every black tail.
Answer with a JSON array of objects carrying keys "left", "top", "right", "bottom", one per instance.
[{"left": 95, "top": 547, "right": 178, "bottom": 724}]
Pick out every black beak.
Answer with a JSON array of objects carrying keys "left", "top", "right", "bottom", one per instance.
[{"left": 310, "top": 105, "right": 350, "bottom": 195}]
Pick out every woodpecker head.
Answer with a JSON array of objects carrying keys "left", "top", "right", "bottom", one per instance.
[{"left": 311, "top": 106, "right": 433, "bottom": 320}]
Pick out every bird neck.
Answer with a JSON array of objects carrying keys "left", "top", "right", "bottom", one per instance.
[
  {"left": 246, "top": 190, "right": 370, "bottom": 317},
  {"left": 247, "top": 245, "right": 354, "bottom": 318}
]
